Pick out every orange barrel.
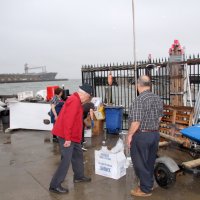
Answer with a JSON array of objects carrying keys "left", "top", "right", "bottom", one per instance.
[{"left": 46, "top": 86, "right": 59, "bottom": 101}]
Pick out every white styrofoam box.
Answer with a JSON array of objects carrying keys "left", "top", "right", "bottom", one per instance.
[
  {"left": 84, "top": 129, "right": 92, "bottom": 137},
  {"left": 91, "top": 97, "right": 102, "bottom": 107},
  {"left": 95, "top": 149, "right": 126, "bottom": 180},
  {"left": 0, "top": 101, "right": 6, "bottom": 107},
  {"left": 17, "top": 91, "right": 33, "bottom": 101},
  {"left": 0, "top": 106, "right": 5, "bottom": 112}
]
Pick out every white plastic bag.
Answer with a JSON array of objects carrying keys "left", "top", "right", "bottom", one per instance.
[
  {"left": 101, "top": 146, "right": 110, "bottom": 153},
  {"left": 110, "top": 138, "right": 124, "bottom": 153}
]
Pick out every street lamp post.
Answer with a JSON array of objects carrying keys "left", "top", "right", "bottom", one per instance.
[{"left": 131, "top": 0, "right": 137, "bottom": 97}]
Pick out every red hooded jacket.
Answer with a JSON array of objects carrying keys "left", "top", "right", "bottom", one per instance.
[{"left": 52, "top": 92, "right": 83, "bottom": 143}]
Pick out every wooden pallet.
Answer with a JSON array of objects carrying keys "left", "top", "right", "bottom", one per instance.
[
  {"left": 182, "top": 159, "right": 200, "bottom": 168},
  {"left": 159, "top": 105, "right": 194, "bottom": 147}
]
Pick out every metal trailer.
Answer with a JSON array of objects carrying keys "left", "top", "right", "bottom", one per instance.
[{"left": 154, "top": 130, "right": 200, "bottom": 188}]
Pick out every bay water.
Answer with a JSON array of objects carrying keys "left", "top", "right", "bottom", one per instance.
[{"left": 0, "top": 79, "right": 82, "bottom": 96}]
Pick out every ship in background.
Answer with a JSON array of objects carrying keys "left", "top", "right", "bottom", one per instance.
[{"left": 0, "top": 63, "right": 68, "bottom": 83}]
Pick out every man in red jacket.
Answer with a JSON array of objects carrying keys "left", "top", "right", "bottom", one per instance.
[{"left": 49, "top": 84, "right": 93, "bottom": 194}]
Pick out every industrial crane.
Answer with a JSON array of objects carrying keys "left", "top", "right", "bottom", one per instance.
[{"left": 24, "top": 63, "right": 47, "bottom": 74}]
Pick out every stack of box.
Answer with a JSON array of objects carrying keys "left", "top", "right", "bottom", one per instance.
[{"left": 84, "top": 97, "right": 105, "bottom": 137}]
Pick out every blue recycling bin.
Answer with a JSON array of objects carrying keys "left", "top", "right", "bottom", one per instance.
[{"left": 105, "top": 106, "right": 123, "bottom": 134}]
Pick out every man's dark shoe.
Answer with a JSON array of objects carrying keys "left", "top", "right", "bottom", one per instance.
[
  {"left": 49, "top": 186, "right": 69, "bottom": 194},
  {"left": 53, "top": 137, "right": 59, "bottom": 143},
  {"left": 74, "top": 176, "right": 91, "bottom": 183}
]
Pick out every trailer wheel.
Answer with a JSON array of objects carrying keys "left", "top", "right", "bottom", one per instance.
[{"left": 154, "top": 163, "right": 176, "bottom": 189}]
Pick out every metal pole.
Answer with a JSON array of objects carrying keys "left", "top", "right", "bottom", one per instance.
[{"left": 132, "top": 0, "right": 137, "bottom": 97}]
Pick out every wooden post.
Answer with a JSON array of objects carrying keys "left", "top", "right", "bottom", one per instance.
[{"left": 169, "top": 40, "right": 184, "bottom": 106}]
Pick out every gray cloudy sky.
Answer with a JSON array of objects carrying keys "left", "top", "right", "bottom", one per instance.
[{"left": 0, "top": 0, "right": 199, "bottom": 79}]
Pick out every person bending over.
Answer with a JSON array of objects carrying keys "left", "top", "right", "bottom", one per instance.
[{"left": 49, "top": 84, "right": 93, "bottom": 194}]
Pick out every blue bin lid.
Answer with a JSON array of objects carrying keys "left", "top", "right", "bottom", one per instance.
[{"left": 105, "top": 106, "right": 124, "bottom": 109}]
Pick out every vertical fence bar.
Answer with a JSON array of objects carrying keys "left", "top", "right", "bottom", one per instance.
[
  {"left": 117, "top": 68, "right": 119, "bottom": 106},
  {"left": 127, "top": 66, "right": 130, "bottom": 130},
  {"left": 100, "top": 68, "right": 103, "bottom": 102},
  {"left": 123, "top": 67, "right": 126, "bottom": 130},
  {"left": 198, "top": 54, "right": 200, "bottom": 96},
  {"left": 113, "top": 68, "right": 116, "bottom": 105},
  {"left": 120, "top": 67, "right": 123, "bottom": 106},
  {"left": 104, "top": 69, "right": 106, "bottom": 103},
  {"left": 130, "top": 65, "right": 133, "bottom": 105},
  {"left": 93, "top": 68, "right": 96, "bottom": 97}
]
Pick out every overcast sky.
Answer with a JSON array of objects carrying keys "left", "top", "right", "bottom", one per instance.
[{"left": 0, "top": 0, "right": 199, "bottom": 79}]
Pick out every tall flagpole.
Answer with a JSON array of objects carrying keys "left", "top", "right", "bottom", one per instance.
[{"left": 132, "top": 0, "right": 137, "bottom": 97}]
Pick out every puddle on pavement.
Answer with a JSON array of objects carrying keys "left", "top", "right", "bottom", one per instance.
[
  {"left": 44, "top": 136, "right": 51, "bottom": 143},
  {"left": 3, "top": 135, "right": 11, "bottom": 144}
]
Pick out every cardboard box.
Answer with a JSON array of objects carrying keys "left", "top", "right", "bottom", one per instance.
[
  {"left": 84, "top": 116, "right": 92, "bottom": 128},
  {"left": 94, "top": 110, "right": 105, "bottom": 120},
  {"left": 84, "top": 115, "right": 104, "bottom": 136},
  {"left": 94, "top": 106, "right": 105, "bottom": 120},
  {"left": 95, "top": 149, "right": 126, "bottom": 180},
  {"left": 93, "top": 119, "right": 104, "bottom": 136}
]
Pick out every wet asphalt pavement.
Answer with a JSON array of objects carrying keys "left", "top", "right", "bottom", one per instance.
[{"left": 0, "top": 130, "right": 200, "bottom": 200}]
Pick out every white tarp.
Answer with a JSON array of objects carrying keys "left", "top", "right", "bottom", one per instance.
[{"left": 9, "top": 101, "right": 53, "bottom": 131}]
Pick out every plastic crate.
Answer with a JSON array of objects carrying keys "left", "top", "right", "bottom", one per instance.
[{"left": 105, "top": 106, "right": 123, "bottom": 134}]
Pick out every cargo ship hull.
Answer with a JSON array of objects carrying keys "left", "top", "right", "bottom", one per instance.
[{"left": 0, "top": 72, "right": 64, "bottom": 83}]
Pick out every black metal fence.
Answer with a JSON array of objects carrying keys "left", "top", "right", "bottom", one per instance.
[{"left": 82, "top": 54, "right": 200, "bottom": 129}]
